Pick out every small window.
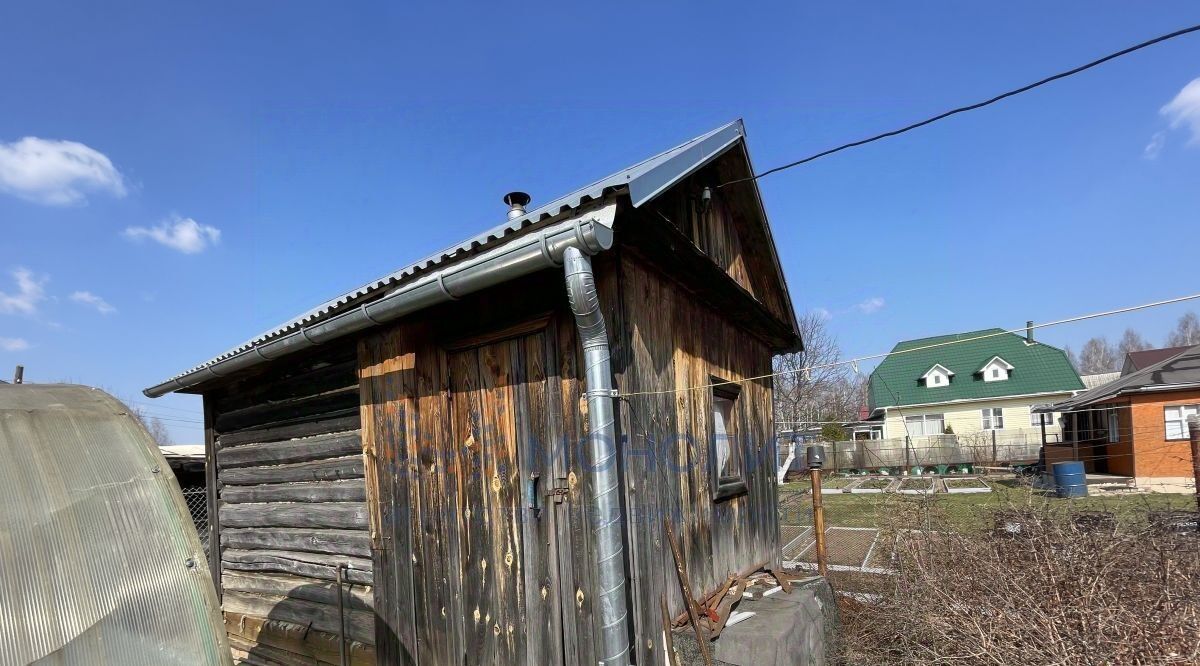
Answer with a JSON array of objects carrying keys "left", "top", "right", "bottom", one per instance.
[
  {"left": 933, "top": 375, "right": 942, "bottom": 385},
  {"left": 1164, "top": 404, "right": 1199, "bottom": 441},
  {"left": 982, "top": 407, "right": 1004, "bottom": 430},
  {"left": 1107, "top": 409, "right": 1120, "bottom": 443},
  {"left": 991, "top": 368, "right": 1000, "bottom": 378},
  {"left": 1031, "top": 411, "right": 1057, "bottom": 428},
  {"left": 710, "top": 379, "right": 747, "bottom": 500}
]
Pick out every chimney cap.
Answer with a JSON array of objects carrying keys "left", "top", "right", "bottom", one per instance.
[{"left": 503, "top": 191, "right": 531, "bottom": 208}]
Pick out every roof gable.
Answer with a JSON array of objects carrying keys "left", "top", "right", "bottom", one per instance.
[
  {"left": 868, "top": 329, "right": 1084, "bottom": 411},
  {"left": 148, "top": 120, "right": 801, "bottom": 395}
]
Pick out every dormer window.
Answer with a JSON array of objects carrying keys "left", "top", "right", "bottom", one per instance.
[
  {"left": 920, "top": 364, "right": 954, "bottom": 387},
  {"left": 978, "top": 356, "right": 1014, "bottom": 382}
]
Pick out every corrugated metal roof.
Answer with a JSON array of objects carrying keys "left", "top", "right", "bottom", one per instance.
[
  {"left": 0, "top": 384, "right": 230, "bottom": 665},
  {"left": 1046, "top": 343, "right": 1200, "bottom": 411},
  {"left": 154, "top": 120, "right": 746, "bottom": 387}
]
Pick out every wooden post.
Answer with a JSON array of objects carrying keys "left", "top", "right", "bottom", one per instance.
[
  {"left": 810, "top": 467, "right": 828, "bottom": 577},
  {"left": 665, "top": 520, "right": 712, "bottom": 665},
  {"left": 904, "top": 435, "right": 912, "bottom": 474},
  {"left": 1189, "top": 416, "right": 1200, "bottom": 513},
  {"left": 991, "top": 429, "right": 998, "bottom": 465},
  {"left": 203, "top": 398, "right": 222, "bottom": 598}
]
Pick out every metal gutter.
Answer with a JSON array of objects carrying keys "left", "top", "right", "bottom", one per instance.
[
  {"left": 144, "top": 202, "right": 617, "bottom": 397},
  {"left": 562, "top": 246, "right": 631, "bottom": 665}
]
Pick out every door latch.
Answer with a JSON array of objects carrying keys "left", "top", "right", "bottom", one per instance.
[{"left": 546, "top": 476, "right": 570, "bottom": 504}]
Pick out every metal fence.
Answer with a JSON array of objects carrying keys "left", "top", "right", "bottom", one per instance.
[
  {"left": 180, "top": 486, "right": 209, "bottom": 557},
  {"left": 780, "top": 431, "right": 1049, "bottom": 477}
]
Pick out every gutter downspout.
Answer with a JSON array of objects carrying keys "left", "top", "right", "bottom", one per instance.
[{"left": 562, "top": 247, "right": 632, "bottom": 665}]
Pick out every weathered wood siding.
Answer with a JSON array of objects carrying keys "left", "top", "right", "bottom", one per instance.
[
  {"left": 609, "top": 252, "right": 781, "bottom": 666},
  {"left": 358, "top": 274, "right": 599, "bottom": 666},
  {"left": 646, "top": 149, "right": 792, "bottom": 328},
  {"left": 206, "top": 344, "right": 374, "bottom": 666}
]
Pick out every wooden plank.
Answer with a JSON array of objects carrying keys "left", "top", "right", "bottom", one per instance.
[
  {"left": 219, "top": 414, "right": 361, "bottom": 448},
  {"left": 222, "top": 479, "right": 366, "bottom": 504},
  {"left": 221, "top": 456, "right": 363, "bottom": 486},
  {"left": 223, "top": 589, "right": 376, "bottom": 645},
  {"left": 518, "top": 331, "right": 556, "bottom": 665},
  {"left": 358, "top": 328, "right": 418, "bottom": 664},
  {"left": 451, "top": 347, "right": 491, "bottom": 665},
  {"left": 217, "top": 431, "right": 362, "bottom": 469},
  {"left": 479, "top": 338, "right": 522, "bottom": 665},
  {"left": 212, "top": 351, "right": 357, "bottom": 413},
  {"left": 416, "top": 325, "right": 463, "bottom": 665},
  {"left": 216, "top": 385, "right": 360, "bottom": 434},
  {"left": 219, "top": 502, "right": 369, "bottom": 530},
  {"left": 222, "top": 549, "right": 372, "bottom": 585},
  {"left": 224, "top": 611, "right": 376, "bottom": 666},
  {"left": 223, "top": 570, "right": 373, "bottom": 611},
  {"left": 221, "top": 528, "right": 371, "bottom": 558}
]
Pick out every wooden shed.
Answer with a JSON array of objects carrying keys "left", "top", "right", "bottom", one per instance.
[{"left": 145, "top": 120, "right": 801, "bottom": 666}]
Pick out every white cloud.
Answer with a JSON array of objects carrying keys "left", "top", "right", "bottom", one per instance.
[
  {"left": 854, "top": 297, "right": 885, "bottom": 315},
  {"left": 70, "top": 290, "right": 116, "bottom": 315},
  {"left": 1143, "top": 131, "right": 1166, "bottom": 159},
  {"left": 0, "top": 337, "right": 29, "bottom": 351},
  {"left": 124, "top": 216, "right": 221, "bottom": 254},
  {"left": 0, "top": 268, "right": 47, "bottom": 315},
  {"left": 0, "top": 137, "right": 126, "bottom": 206},
  {"left": 1161, "top": 77, "right": 1200, "bottom": 146},
  {"left": 811, "top": 307, "right": 832, "bottom": 321}
]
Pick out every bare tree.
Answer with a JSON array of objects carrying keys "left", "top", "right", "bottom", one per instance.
[
  {"left": 773, "top": 312, "right": 863, "bottom": 429},
  {"left": 130, "top": 405, "right": 173, "bottom": 446},
  {"left": 1116, "top": 328, "right": 1150, "bottom": 358},
  {"left": 1167, "top": 312, "right": 1200, "bottom": 347},
  {"left": 1064, "top": 345, "right": 1080, "bottom": 372},
  {"left": 1078, "top": 337, "right": 1119, "bottom": 374}
]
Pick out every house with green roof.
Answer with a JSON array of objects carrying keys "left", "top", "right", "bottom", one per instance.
[{"left": 867, "top": 328, "right": 1084, "bottom": 441}]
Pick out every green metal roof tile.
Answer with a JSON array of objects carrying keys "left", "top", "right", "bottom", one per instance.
[{"left": 868, "top": 328, "right": 1084, "bottom": 411}]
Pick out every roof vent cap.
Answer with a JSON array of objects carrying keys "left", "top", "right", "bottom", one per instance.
[{"left": 504, "top": 191, "right": 531, "bottom": 220}]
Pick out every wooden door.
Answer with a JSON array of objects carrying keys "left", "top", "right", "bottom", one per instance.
[{"left": 448, "top": 329, "right": 563, "bottom": 665}]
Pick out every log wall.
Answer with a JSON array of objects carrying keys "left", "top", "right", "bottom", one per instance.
[{"left": 206, "top": 344, "right": 375, "bottom": 666}]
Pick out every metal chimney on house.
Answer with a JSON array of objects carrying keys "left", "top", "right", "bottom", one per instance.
[
  {"left": 1026, "top": 320, "right": 1035, "bottom": 345},
  {"left": 504, "top": 191, "right": 531, "bottom": 220}
]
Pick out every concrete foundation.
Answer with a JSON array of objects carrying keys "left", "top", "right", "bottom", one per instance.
[{"left": 672, "top": 576, "right": 838, "bottom": 666}]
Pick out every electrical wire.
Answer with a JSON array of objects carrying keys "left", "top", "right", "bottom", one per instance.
[
  {"left": 619, "top": 291, "right": 1200, "bottom": 398},
  {"left": 719, "top": 23, "right": 1200, "bottom": 188}
]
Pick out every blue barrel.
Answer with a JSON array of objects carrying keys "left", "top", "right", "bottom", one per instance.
[{"left": 1052, "top": 461, "right": 1088, "bottom": 498}]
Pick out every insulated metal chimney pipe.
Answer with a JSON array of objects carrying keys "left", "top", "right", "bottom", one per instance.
[{"left": 562, "top": 246, "right": 631, "bottom": 665}]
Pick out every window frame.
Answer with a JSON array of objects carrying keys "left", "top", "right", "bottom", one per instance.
[
  {"left": 708, "top": 378, "right": 748, "bottom": 501},
  {"left": 981, "top": 407, "right": 1004, "bottom": 431},
  {"left": 1164, "top": 404, "right": 1199, "bottom": 441},
  {"left": 1031, "top": 411, "right": 1056, "bottom": 428},
  {"left": 904, "top": 413, "right": 946, "bottom": 436}
]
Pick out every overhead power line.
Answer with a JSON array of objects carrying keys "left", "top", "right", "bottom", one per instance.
[
  {"left": 720, "top": 23, "right": 1200, "bottom": 188},
  {"left": 619, "top": 291, "right": 1200, "bottom": 397}
]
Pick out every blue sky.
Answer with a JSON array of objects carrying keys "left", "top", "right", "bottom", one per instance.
[{"left": 2, "top": 1, "right": 1198, "bottom": 443}]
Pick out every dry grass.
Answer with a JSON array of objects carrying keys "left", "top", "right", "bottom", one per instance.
[{"left": 836, "top": 498, "right": 1200, "bottom": 665}]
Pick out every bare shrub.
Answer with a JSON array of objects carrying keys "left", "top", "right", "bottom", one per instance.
[{"left": 838, "top": 498, "right": 1200, "bottom": 665}]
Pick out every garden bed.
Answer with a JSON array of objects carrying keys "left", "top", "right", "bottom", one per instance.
[
  {"left": 898, "top": 477, "right": 936, "bottom": 495},
  {"left": 817, "top": 476, "right": 854, "bottom": 494},
  {"left": 943, "top": 477, "right": 991, "bottom": 494},
  {"left": 849, "top": 477, "right": 895, "bottom": 494}
]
